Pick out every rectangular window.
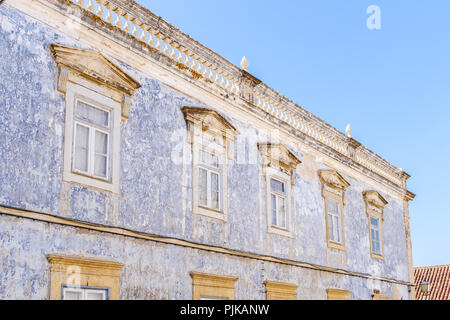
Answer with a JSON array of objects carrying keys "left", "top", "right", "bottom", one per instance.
[
  {"left": 62, "top": 285, "right": 109, "bottom": 300},
  {"left": 198, "top": 150, "right": 221, "bottom": 211},
  {"left": 73, "top": 100, "right": 111, "bottom": 181},
  {"left": 370, "top": 217, "right": 382, "bottom": 254},
  {"left": 327, "top": 199, "right": 342, "bottom": 244},
  {"left": 270, "top": 178, "right": 287, "bottom": 230}
]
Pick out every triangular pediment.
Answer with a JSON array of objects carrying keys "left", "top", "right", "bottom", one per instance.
[
  {"left": 50, "top": 44, "right": 141, "bottom": 96},
  {"left": 363, "top": 191, "right": 388, "bottom": 209},
  {"left": 318, "top": 170, "right": 350, "bottom": 190},
  {"left": 181, "top": 107, "right": 239, "bottom": 140},
  {"left": 258, "top": 143, "right": 302, "bottom": 171}
]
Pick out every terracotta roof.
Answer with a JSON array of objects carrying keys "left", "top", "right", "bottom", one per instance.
[{"left": 414, "top": 265, "right": 450, "bottom": 300}]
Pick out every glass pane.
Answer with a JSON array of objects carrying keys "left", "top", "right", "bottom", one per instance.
[
  {"left": 271, "top": 194, "right": 277, "bottom": 226},
  {"left": 334, "top": 215, "right": 341, "bottom": 243},
  {"left": 270, "top": 178, "right": 285, "bottom": 194},
  {"left": 211, "top": 172, "right": 219, "bottom": 209},
  {"left": 328, "top": 214, "right": 334, "bottom": 241},
  {"left": 95, "top": 131, "right": 108, "bottom": 155},
  {"left": 198, "top": 168, "right": 207, "bottom": 206},
  {"left": 76, "top": 101, "right": 109, "bottom": 127},
  {"left": 74, "top": 124, "right": 89, "bottom": 172},
  {"left": 328, "top": 200, "right": 339, "bottom": 214},
  {"left": 370, "top": 217, "right": 379, "bottom": 228},
  {"left": 278, "top": 197, "right": 286, "bottom": 228},
  {"left": 64, "top": 290, "right": 82, "bottom": 300},
  {"left": 94, "top": 155, "right": 107, "bottom": 177},
  {"left": 200, "top": 150, "right": 219, "bottom": 168},
  {"left": 86, "top": 291, "right": 105, "bottom": 300}
]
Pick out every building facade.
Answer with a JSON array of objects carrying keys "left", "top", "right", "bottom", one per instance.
[{"left": 0, "top": 0, "right": 415, "bottom": 300}]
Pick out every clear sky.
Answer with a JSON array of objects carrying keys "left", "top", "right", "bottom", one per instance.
[{"left": 136, "top": 0, "right": 450, "bottom": 267}]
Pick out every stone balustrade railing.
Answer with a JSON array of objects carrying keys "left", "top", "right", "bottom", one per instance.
[{"left": 68, "top": 0, "right": 405, "bottom": 188}]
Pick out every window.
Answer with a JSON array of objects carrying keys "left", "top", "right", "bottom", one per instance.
[
  {"left": 190, "top": 272, "right": 238, "bottom": 300},
  {"left": 264, "top": 281, "right": 298, "bottom": 300},
  {"left": 363, "top": 191, "right": 388, "bottom": 260},
  {"left": 198, "top": 149, "right": 222, "bottom": 211},
  {"left": 47, "top": 254, "right": 124, "bottom": 300},
  {"left": 50, "top": 44, "right": 140, "bottom": 194},
  {"left": 73, "top": 100, "right": 111, "bottom": 180},
  {"left": 62, "top": 285, "right": 109, "bottom": 300},
  {"left": 318, "top": 170, "right": 350, "bottom": 251},
  {"left": 182, "top": 107, "right": 239, "bottom": 222},
  {"left": 258, "top": 143, "right": 301, "bottom": 238},
  {"left": 370, "top": 217, "right": 381, "bottom": 254},
  {"left": 269, "top": 177, "right": 288, "bottom": 230},
  {"left": 327, "top": 199, "right": 342, "bottom": 244}
]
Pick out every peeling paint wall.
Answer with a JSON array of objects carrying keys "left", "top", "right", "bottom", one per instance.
[{"left": 0, "top": 4, "right": 411, "bottom": 299}]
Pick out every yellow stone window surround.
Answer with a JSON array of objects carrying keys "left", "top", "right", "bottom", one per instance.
[
  {"left": 363, "top": 191, "right": 388, "bottom": 260},
  {"left": 264, "top": 280, "right": 298, "bottom": 300},
  {"left": 318, "top": 170, "right": 350, "bottom": 252},
  {"left": 327, "top": 288, "right": 352, "bottom": 300},
  {"left": 47, "top": 254, "right": 124, "bottom": 300},
  {"left": 190, "top": 271, "right": 238, "bottom": 300}
]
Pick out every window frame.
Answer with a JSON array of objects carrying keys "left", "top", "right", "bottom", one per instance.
[
  {"left": 63, "top": 82, "right": 121, "bottom": 194},
  {"left": 318, "top": 170, "right": 350, "bottom": 252},
  {"left": 326, "top": 288, "right": 351, "bottom": 300},
  {"left": 191, "top": 127, "right": 229, "bottom": 222},
  {"left": 61, "top": 284, "right": 110, "bottom": 300},
  {"left": 190, "top": 272, "right": 238, "bottom": 300},
  {"left": 265, "top": 167, "right": 292, "bottom": 238},
  {"left": 363, "top": 191, "right": 387, "bottom": 261}
]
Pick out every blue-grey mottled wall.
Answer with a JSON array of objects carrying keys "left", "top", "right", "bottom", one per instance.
[{"left": 0, "top": 4, "right": 410, "bottom": 299}]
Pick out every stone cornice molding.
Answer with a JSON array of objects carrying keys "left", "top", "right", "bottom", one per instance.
[
  {"left": 50, "top": 44, "right": 141, "bottom": 96},
  {"left": 50, "top": 44, "right": 141, "bottom": 120},
  {"left": 363, "top": 190, "right": 388, "bottom": 210},
  {"left": 190, "top": 272, "right": 238, "bottom": 289},
  {"left": 318, "top": 170, "right": 351, "bottom": 191},
  {"left": 257, "top": 143, "right": 302, "bottom": 173}
]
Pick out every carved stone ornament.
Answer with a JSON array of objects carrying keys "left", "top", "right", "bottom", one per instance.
[
  {"left": 181, "top": 107, "right": 240, "bottom": 141},
  {"left": 50, "top": 44, "right": 141, "bottom": 119},
  {"left": 363, "top": 190, "right": 388, "bottom": 209},
  {"left": 257, "top": 143, "right": 302, "bottom": 172},
  {"left": 318, "top": 170, "right": 351, "bottom": 190}
]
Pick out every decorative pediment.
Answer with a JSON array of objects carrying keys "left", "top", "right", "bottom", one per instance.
[
  {"left": 258, "top": 143, "right": 302, "bottom": 171},
  {"left": 50, "top": 44, "right": 141, "bottom": 96},
  {"left": 181, "top": 107, "right": 240, "bottom": 141},
  {"left": 363, "top": 191, "right": 388, "bottom": 209},
  {"left": 318, "top": 170, "right": 350, "bottom": 190}
]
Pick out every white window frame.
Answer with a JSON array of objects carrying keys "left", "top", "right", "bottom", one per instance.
[
  {"left": 322, "top": 188, "right": 346, "bottom": 251},
  {"left": 63, "top": 82, "right": 121, "bottom": 194},
  {"left": 192, "top": 130, "right": 228, "bottom": 221},
  {"left": 327, "top": 198, "right": 343, "bottom": 244},
  {"left": 265, "top": 167, "right": 292, "bottom": 238},
  {"left": 62, "top": 285, "right": 109, "bottom": 300}
]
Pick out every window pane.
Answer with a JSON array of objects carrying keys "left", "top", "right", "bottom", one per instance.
[
  {"left": 94, "top": 155, "right": 107, "bottom": 177},
  {"left": 328, "top": 214, "right": 334, "bottom": 241},
  {"left": 270, "top": 178, "right": 285, "bottom": 194},
  {"left": 198, "top": 168, "right": 207, "bottom": 206},
  {"left": 64, "top": 290, "right": 82, "bottom": 300},
  {"left": 278, "top": 197, "right": 286, "bottom": 228},
  {"left": 200, "top": 150, "right": 219, "bottom": 168},
  {"left": 370, "top": 217, "right": 379, "bottom": 228},
  {"left": 76, "top": 101, "right": 109, "bottom": 127},
  {"left": 328, "top": 200, "right": 339, "bottom": 214},
  {"left": 74, "top": 124, "right": 89, "bottom": 172},
  {"left": 211, "top": 172, "right": 219, "bottom": 209},
  {"left": 271, "top": 194, "right": 277, "bottom": 226},
  {"left": 95, "top": 131, "right": 108, "bottom": 155},
  {"left": 86, "top": 291, "right": 105, "bottom": 300},
  {"left": 334, "top": 215, "right": 341, "bottom": 243}
]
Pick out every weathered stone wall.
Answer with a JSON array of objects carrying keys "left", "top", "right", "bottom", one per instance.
[{"left": 0, "top": 4, "right": 410, "bottom": 299}]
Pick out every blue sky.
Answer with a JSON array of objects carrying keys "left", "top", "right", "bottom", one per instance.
[{"left": 136, "top": 0, "right": 450, "bottom": 267}]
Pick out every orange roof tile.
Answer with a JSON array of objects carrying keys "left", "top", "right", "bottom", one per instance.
[{"left": 414, "top": 265, "right": 450, "bottom": 300}]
